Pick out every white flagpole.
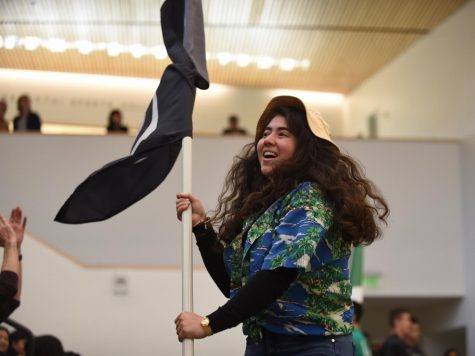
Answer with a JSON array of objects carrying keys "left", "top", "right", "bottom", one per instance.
[{"left": 182, "top": 136, "right": 194, "bottom": 356}]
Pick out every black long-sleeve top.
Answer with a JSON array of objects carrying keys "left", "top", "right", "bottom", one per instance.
[
  {"left": 0, "top": 271, "right": 20, "bottom": 322},
  {"left": 193, "top": 221, "right": 298, "bottom": 334}
]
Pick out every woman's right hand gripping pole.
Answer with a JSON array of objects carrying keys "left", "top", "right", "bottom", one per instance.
[{"left": 176, "top": 193, "right": 207, "bottom": 227}]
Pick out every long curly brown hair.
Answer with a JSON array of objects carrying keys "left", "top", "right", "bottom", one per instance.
[{"left": 210, "top": 105, "right": 389, "bottom": 246}]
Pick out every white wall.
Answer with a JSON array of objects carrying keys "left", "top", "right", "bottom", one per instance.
[
  {"left": 337, "top": 139, "right": 464, "bottom": 298},
  {"left": 13, "top": 235, "right": 244, "bottom": 356},
  {"left": 0, "top": 68, "right": 346, "bottom": 136},
  {"left": 347, "top": 1, "right": 475, "bottom": 354},
  {"left": 0, "top": 134, "right": 465, "bottom": 297},
  {"left": 347, "top": 2, "right": 475, "bottom": 139}
]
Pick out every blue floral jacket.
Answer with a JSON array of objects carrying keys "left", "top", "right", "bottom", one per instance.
[{"left": 223, "top": 182, "right": 354, "bottom": 342}]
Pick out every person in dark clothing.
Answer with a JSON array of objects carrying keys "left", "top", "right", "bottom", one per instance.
[
  {"left": 0, "top": 100, "right": 9, "bottom": 132},
  {"left": 0, "top": 208, "right": 26, "bottom": 323},
  {"left": 405, "top": 317, "right": 425, "bottom": 356},
  {"left": 380, "top": 308, "right": 413, "bottom": 356},
  {"left": 33, "top": 335, "right": 64, "bottom": 356},
  {"left": 222, "top": 114, "right": 248, "bottom": 135},
  {"left": 443, "top": 348, "right": 459, "bottom": 356},
  {"left": 175, "top": 96, "right": 389, "bottom": 355},
  {"left": 13, "top": 95, "right": 41, "bottom": 132},
  {"left": 9, "top": 329, "right": 27, "bottom": 356},
  {"left": 106, "top": 109, "right": 128, "bottom": 134}
]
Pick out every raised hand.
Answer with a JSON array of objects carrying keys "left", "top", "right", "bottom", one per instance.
[
  {"left": 0, "top": 214, "right": 16, "bottom": 247},
  {"left": 9, "top": 207, "right": 27, "bottom": 248}
]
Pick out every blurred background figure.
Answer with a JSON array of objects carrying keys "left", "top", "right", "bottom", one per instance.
[
  {"left": 380, "top": 308, "right": 413, "bottom": 356},
  {"left": 0, "top": 100, "right": 9, "bottom": 132},
  {"left": 9, "top": 329, "right": 28, "bottom": 356},
  {"left": 353, "top": 302, "right": 372, "bottom": 356},
  {"left": 0, "top": 208, "right": 26, "bottom": 323},
  {"left": 443, "top": 348, "right": 460, "bottom": 356},
  {"left": 106, "top": 109, "right": 128, "bottom": 134},
  {"left": 222, "top": 114, "right": 247, "bottom": 135},
  {"left": 0, "top": 326, "right": 10, "bottom": 355},
  {"left": 33, "top": 335, "right": 64, "bottom": 356},
  {"left": 405, "top": 317, "right": 425, "bottom": 355},
  {"left": 13, "top": 95, "right": 42, "bottom": 133}
]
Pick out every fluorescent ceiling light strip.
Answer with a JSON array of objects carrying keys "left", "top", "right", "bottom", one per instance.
[{"left": 3, "top": 35, "right": 311, "bottom": 71}]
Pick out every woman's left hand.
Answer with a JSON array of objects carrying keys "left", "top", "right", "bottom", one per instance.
[
  {"left": 0, "top": 215, "right": 16, "bottom": 247},
  {"left": 9, "top": 207, "right": 26, "bottom": 248},
  {"left": 174, "top": 311, "right": 207, "bottom": 342}
]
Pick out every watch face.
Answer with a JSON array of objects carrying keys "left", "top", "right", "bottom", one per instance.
[{"left": 200, "top": 317, "right": 213, "bottom": 336}]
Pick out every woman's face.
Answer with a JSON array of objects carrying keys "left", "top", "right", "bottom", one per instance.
[
  {"left": 257, "top": 115, "right": 297, "bottom": 177},
  {"left": 0, "top": 329, "right": 9, "bottom": 352}
]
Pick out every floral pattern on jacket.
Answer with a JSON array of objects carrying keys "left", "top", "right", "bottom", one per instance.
[{"left": 223, "top": 182, "right": 354, "bottom": 343}]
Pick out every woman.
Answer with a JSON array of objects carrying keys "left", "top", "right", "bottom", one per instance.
[
  {"left": 106, "top": 109, "right": 128, "bottom": 134},
  {"left": 13, "top": 95, "right": 41, "bottom": 132},
  {"left": 175, "top": 96, "right": 389, "bottom": 355}
]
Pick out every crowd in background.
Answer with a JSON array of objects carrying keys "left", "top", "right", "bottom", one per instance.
[
  {"left": 0, "top": 96, "right": 42, "bottom": 133},
  {"left": 0, "top": 94, "right": 130, "bottom": 135},
  {"left": 354, "top": 304, "right": 461, "bottom": 356},
  {"left": 0, "top": 323, "right": 79, "bottom": 356},
  {"left": 0, "top": 95, "right": 253, "bottom": 137}
]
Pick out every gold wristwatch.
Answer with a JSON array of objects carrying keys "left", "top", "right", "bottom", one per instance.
[{"left": 200, "top": 317, "right": 213, "bottom": 336}]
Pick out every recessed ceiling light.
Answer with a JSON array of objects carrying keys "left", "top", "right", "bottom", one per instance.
[
  {"left": 279, "top": 58, "right": 296, "bottom": 71},
  {"left": 4, "top": 35, "right": 17, "bottom": 50},
  {"left": 107, "top": 42, "right": 123, "bottom": 57},
  {"left": 256, "top": 56, "right": 274, "bottom": 69},
  {"left": 75, "top": 40, "right": 94, "bottom": 54},
  {"left": 45, "top": 38, "right": 67, "bottom": 52},
  {"left": 23, "top": 36, "right": 40, "bottom": 51},
  {"left": 129, "top": 43, "right": 146, "bottom": 58},
  {"left": 217, "top": 52, "right": 233, "bottom": 66},
  {"left": 236, "top": 54, "right": 251, "bottom": 67}
]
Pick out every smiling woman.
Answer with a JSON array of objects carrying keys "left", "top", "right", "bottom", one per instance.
[
  {"left": 256, "top": 115, "right": 297, "bottom": 177},
  {"left": 174, "top": 95, "right": 389, "bottom": 355}
]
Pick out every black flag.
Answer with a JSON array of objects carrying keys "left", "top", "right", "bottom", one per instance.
[{"left": 55, "top": 0, "right": 209, "bottom": 224}]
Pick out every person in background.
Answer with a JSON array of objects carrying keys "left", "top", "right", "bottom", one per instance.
[
  {"left": 106, "top": 109, "right": 128, "bottom": 134},
  {"left": 0, "top": 326, "right": 10, "bottom": 355},
  {"left": 222, "top": 114, "right": 248, "bottom": 135},
  {"left": 0, "top": 208, "right": 26, "bottom": 323},
  {"left": 0, "top": 100, "right": 9, "bottom": 132},
  {"left": 353, "top": 302, "right": 372, "bottom": 356},
  {"left": 443, "top": 348, "right": 459, "bottom": 356},
  {"left": 9, "top": 329, "right": 28, "bottom": 356},
  {"left": 405, "top": 317, "right": 425, "bottom": 356},
  {"left": 175, "top": 95, "right": 389, "bottom": 355},
  {"left": 380, "top": 308, "right": 413, "bottom": 356},
  {"left": 13, "top": 95, "right": 41, "bottom": 132},
  {"left": 33, "top": 335, "right": 64, "bottom": 356}
]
